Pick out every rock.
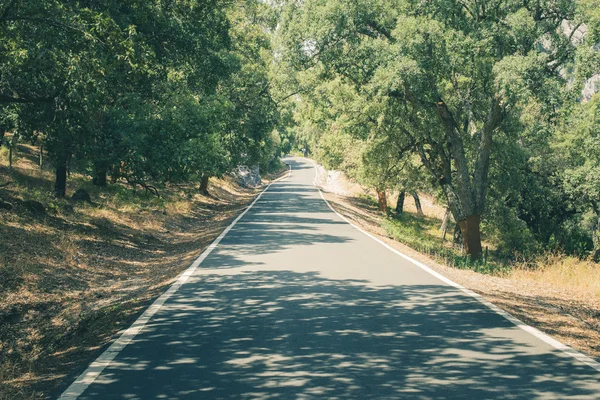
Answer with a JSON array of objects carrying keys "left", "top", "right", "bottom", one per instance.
[
  {"left": 71, "top": 188, "right": 91, "bottom": 202},
  {"left": 0, "top": 199, "right": 13, "bottom": 211},
  {"left": 23, "top": 200, "right": 45, "bottom": 215},
  {"left": 235, "top": 165, "right": 262, "bottom": 187},
  {"left": 582, "top": 74, "right": 600, "bottom": 103}
]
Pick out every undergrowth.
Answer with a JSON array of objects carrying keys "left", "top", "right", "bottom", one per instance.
[
  {"left": 375, "top": 198, "right": 600, "bottom": 292},
  {"left": 357, "top": 193, "right": 509, "bottom": 274},
  {"left": 381, "top": 215, "right": 510, "bottom": 275}
]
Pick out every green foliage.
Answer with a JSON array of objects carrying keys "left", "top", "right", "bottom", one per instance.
[
  {"left": 276, "top": 0, "right": 599, "bottom": 261},
  {"left": 0, "top": 0, "right": 281, "bottom": 195},
  {"left": 381, "top": 215, "right": 509, "bottom": 275}
]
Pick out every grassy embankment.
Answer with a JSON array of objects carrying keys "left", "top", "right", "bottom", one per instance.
[
  {"left": 0, "top": 143, "right": 280, "bottom": 399},
  {"left": 359, "top": 193, "right": 600, "bottom": 302}
]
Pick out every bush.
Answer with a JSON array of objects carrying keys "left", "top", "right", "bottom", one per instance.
[{"left": 484, "top": 207, "right": 539, "bottom": 258}]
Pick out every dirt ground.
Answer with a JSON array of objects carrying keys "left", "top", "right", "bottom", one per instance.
[
  {"left": 0, "top": 146, "right": 285, "bottom": 400},
  {"left": 321, "top": 190, "right": 600, "bottom": 361}
]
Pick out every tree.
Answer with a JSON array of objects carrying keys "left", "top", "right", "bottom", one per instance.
[
  {"left": 555, "top": 94, "right": 600, "bottom": 259},
  {"left": 0, "top": 0, "right": 283, "bottom": 197},
  {"left": 280, "top": 0, "right": 578, "bottom": 259}
]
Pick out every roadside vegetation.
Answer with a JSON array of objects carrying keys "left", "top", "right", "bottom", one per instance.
[
  {"left": 0, "top": 1, "right": 286, "bottom": 198},
  {"left": 0, "top": 1, "right": 288, "bottom": 398},
  {"left": 341, "top": 190, "right": 600, "bottom": 299}
]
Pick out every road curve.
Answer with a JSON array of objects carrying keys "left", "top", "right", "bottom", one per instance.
[{"left": 59, "top": 157, "right": 600, "bottom": 399}]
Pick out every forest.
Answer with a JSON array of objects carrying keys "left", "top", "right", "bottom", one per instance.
[{"left": 1, "top": 0, "right": 600, "bottom": 262}]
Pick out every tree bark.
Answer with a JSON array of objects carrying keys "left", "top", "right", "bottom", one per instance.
[
  {"left": 54, "top": 162, "right": 67, "bottom": 198},
  {"left": 39, "top": 145, "right": 44, "bottom": 169},
  {"left": 8, "top": 144, "right": 12, "bottom": 169},
  {"left": 411, "top": 191, "right": 424, "bottom": 216},
  {"left": 453, "top": 223, "right": 463, "bottom": 244},
  {"left": 376, "top": 189, "right": 388, "bottom": 214},
  {"left": 110, "top": 164, "right": 120, "bottom": 184},
  {"left": 457, "top": 215, "right": 483, "bottom": 260},
  {"left": 591, "top": 203, "right": 600, "bottom": 262},
  {"left": 427, "top": 99, "right": 499, "bottom": 260},
  {"left": 199, "top": 175, "right": 210, "bottom": 195},
  {"left": 395, "top": 190, "right": 405, "bottom": 215},
  {"left": 441, "top": 207, "right": 450, "bottom": 241},
  {"left": 592, "top": 218, "right": 600, "bottom": 262}
]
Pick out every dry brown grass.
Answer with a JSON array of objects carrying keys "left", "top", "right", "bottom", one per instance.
[
  {"left": 511, "top": 254, "right": 600, "bottom": 302},
  {"left": 0, "top": 144, "right": 278, "bottom": 399}
]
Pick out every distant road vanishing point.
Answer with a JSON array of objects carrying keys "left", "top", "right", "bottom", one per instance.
[{"left": 59, "top": 157, "right": 600, "bottom": 399}]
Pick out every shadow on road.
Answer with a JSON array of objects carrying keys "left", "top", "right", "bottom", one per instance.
[
  {"left": 72, "top": 165, "right": 600, "bottom": 399},
  {"left": 78, "top": 271, "right": 599, "bottom": 399}
]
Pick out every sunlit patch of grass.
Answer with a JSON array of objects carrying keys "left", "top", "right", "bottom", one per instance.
[
  {"left": 381, "top": 212, "right": 441, "bottom": 249},
  {"left": 511, "top": 254, "right": 600, "bottom": 301}
]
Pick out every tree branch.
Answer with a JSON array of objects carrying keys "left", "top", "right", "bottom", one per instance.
[{"left": 0, "top": 93, "right": 55, "bottom": 104}]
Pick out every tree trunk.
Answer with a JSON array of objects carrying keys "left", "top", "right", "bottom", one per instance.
[
  {"left": 376, "top": 189, "right": 388, "bottom": 214},
  {"left": 39, "top": 145, "right": 44, "bottom": 169},
  {"left": 453, "top": 223, "right": 463, "bottom": 245},
  {"left": 92, "top": 166, "right": 107, "bottom": 186},
  {"left": 8, "top": 144, "right": 13, "bottom": 169},
  {"left": 411, "top": 191, "right": 424, "bottom": 216},
  {"left": 457, "top": 215, "right": 483, "bottom": 260},
  {"left": 199, "top": 175, "right": 210, "bottom": 195},
  {"left": 395, "top": 190, "right": 405, "bottom": 215},
  {"left": 110, "top": 164, "right": 120, "bottom": 184},
  {"left": 591, "top": 207, "right": 600, "bottom": 262},
  {"left": 54, "top": 162, "right": 68, "bottom": 198},
  {"left": 441, "top": 207, "right": 450, "bottom": 241}
]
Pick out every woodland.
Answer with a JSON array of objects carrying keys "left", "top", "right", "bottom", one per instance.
[
  {"left": 1, "top": 0, "right": 600, "bottom": 262},
  {"left": 4, "top": 2, "right": 600, "bottom": 397}
]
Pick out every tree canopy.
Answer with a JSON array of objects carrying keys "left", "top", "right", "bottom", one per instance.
[
  {"left": 276, "top": 0, "right": 600, "bottom": 260},
  {"left": 0, "top": 0, "right": 282, "bottom": 196},
  {"left": 2, "top": 0, "right": 600, "bottom": 262}
]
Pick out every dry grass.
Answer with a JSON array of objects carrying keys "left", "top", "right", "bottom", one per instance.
[
  {"left": 0, "top": 144, "right": 278, "bottom": 400},
  {"left": 511, "top": 254, "right": 600, "bottom": 302}
]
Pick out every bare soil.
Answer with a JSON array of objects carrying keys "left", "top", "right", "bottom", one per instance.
[{"left": 321, "top": 190, "right": 600, "bottom": 360}]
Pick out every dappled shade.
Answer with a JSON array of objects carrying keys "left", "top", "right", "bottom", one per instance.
[{"left": 67, "top": 159, "right": 600, "bottom": 399}]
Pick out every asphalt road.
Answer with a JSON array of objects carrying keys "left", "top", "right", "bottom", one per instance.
[{"left": 61, "top": 157, "right": 600, "bottom": 399}]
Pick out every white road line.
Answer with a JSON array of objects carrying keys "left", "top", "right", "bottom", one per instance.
[
  {"left": 307, "top": 157, "right": 600, "bottom": 373},
  {"left": 58, "top": 166, "right": 292, "bottom": 400}
]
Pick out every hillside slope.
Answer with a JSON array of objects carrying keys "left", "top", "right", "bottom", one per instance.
[{"left": 0, "top": 145, "right": 276, "bottom": 399}]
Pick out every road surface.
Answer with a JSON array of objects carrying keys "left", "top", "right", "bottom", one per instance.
[{"left": 60, "top": 157, "right": 600, "bottom": 399}]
